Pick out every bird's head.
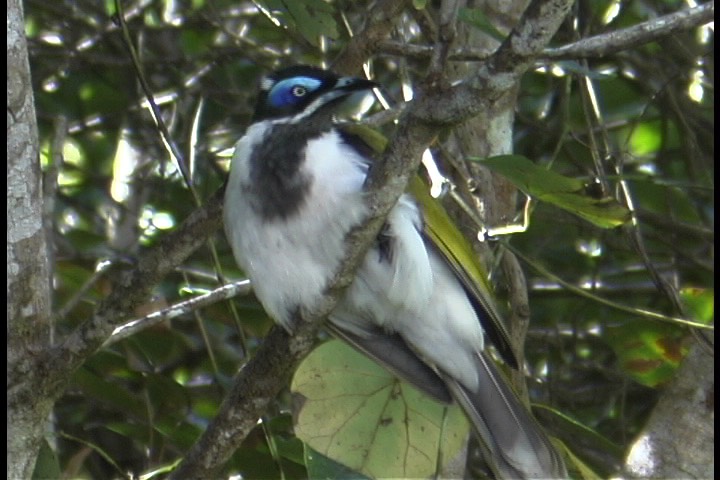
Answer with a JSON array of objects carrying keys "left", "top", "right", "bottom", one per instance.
[{"left": 252, "top": 65, "right": 378, "bottom": 123}]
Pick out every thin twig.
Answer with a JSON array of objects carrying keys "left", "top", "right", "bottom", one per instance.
[
  {"left": 502, "top": 239, "right": 713, "bottom": 330},
  {"left": 376, "top": 2, "right": 714, "bottom": 62},
  {"left": 114, "top": 0, "right": 197, "bottom": 200},
  {"left": 543, "top": 1, "right": 714, "bottom": 59},
  {"left": 104, "top": 280, "right": 251, "bottom": 347}
]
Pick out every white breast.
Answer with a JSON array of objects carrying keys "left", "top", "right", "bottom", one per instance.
[
  {"left": 225, "top": 122, "right": 486, "bottom": 391},
  {"left": 224, "top": 124, "right": 368, "bottom": 329}
]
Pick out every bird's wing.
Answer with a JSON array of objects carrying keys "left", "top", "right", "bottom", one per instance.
[
  {"left": 442, "top": 353, "right": 567, "bottom": 479},
  {"left": 336, "top": 122, "right": 519, "bottom": 368},
  {"left": 408, "top": 175, "right": 519, "bottom": 368},
  {"left": 324, "top": 322, "right": 452, "bottom": 404}
]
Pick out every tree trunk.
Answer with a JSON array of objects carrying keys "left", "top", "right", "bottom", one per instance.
[
  {"left": 8, "top": 0, "right": 54, "bottom": 476},
  {"left": 624, "top": 334, "right": 715, "bottom": 479}
]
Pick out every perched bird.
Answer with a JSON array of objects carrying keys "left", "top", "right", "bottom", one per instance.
[{"left": 224, "top": 65, "right": 566, "bottom": 479}]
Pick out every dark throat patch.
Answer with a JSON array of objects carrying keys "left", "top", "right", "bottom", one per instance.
[{"left": 246, "top": 122, "right": 332, "bottom": 220}]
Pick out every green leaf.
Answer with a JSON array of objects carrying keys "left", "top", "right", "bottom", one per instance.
[
  {"left": 145, "top": 373, "right": 191, "bottom": 427},
  {"left": 605, "top": 319, "right": 689, "bottom": 387},
  {"left": 629, "top": 121, "right": 662, "bottom": 156},
  {"left": 274, "top": 435, "right": 307, "bottom": 466},
  {"left": 32, "top": 439, "right": 61, "bottom": 480},
  {"left": 72, "top": 364, "right": 147, "bottom": 420},
  {"left": 680, "top": 287, "right": 714, "bottom": 325},
  {"left": 631, "top": 179, "right": 703, "bottom": 224},
  {"left": 476, "top": 155, "right": 631, "bottom": 228},
  {"left": 291, "top": 340, "right": 469, "bottom": 479},
  {"left": 560, "top": 443, "right": 605, "bottom": 480},
  {"left": 180, "top": 29, "right": 214, "bottom": 56},
  {"left": 273, "top": 0, "right": 339, "bottom": 46},
  {"left": 534, "top": 405, "right": 622, "bottom": 478},
  {"left": 412, "top": 0, "right": 428, "bottom": 9},
  {"left": 305, "top": 445, "right": 371, "bottom": 480},
  {"left": 458, "top": 8, "right": 506, "bottom": 42}
]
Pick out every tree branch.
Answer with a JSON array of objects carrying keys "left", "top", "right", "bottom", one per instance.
[
  {"left": 104, "top": 279, "right": 251, "bottom": 347},
  {"left": 42, "top": 188, "right": 225, "bottom": 394},
  {"left": 8, "top": 0, "right": 54, "bottom": 476},
  {"left": 375, "top": 2, "right": 713, "bottom": 62},
  {"left": 331, "top": 0, "right": 410, "bottom": 74},
  {"left": 544, "top": 1, "right": 713, "bottom": 59},
  {"left": 408, "top": 0, "right": 575, "bottom": 125}
]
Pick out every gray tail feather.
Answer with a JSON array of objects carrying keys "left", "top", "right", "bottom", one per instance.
[
  {"left": 325, "top": 323, "right": 453, "bottom": 403},
  {"left": 442, "top": 353, "right": 567, "bottom": 479},
  {"left": 326, "top": 323, "right": 566, "bottom": 478}
]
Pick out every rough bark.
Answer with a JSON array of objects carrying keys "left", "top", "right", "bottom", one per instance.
[
  {"left": 624, "top": 334, "right": 715, "bottom": 479},
  {"left": 8, "top": 0, "right": 54, "bottom": 477}
]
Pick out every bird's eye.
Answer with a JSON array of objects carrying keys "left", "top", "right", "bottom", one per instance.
[
  {"left": 266, "top": 76, "right": 321, "bottom": 109},
  {"left": 291, "top": 85, "right": 308, "bottom": 97}
]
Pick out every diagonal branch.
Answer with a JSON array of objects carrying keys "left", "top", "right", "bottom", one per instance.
[
  {"left": 544, "top": 1, "right": 713, "bottom": 59},
  {"left": 375, "top": 2, "right": 713, "bottom": 62},
  {"left": 409, "top": 0, "right": 575, "bottom": 125},
  {"left": 104, "top": 279, "right": 252, "bottom": 347},
  {"left": 41, "top": 188, "right": 225, "bottom": 396}
]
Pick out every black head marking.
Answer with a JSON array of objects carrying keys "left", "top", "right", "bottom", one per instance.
[
  {"left": 244, "top": 122, "right": 322, "bottom": 220},
  {"left": 242, "top": 66, "right": 378, "bottom": 219}
]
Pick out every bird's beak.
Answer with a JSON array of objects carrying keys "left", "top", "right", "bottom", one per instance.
[
  {"left": 335, "top": 76, "right": 379, "bottom": 93},
  {"left": 331, "top": 77, "right": 378, "bottom": 118}
]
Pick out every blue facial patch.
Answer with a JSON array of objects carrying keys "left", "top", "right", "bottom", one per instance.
[{"left": 267, "top": 76, "right": 323, "bottom": 108}]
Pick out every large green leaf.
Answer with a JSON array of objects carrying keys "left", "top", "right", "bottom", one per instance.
[
  {"left": 32, "top": 439, "right": 61, "bottom": 480},
  {"left": 304, "top": 445, "right": 372, "bottom": 480},
  {"left": 476, "top": 155, "right": 631, "bottom": 228},
  {"left": 605, "top": 318, "right": 689, "bottom": 387},
  {"left": 291, "top": 340, "right": 469, "bottom": 478}
]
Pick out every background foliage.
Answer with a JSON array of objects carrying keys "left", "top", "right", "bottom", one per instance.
[{"left": 24, "top": 0, "right": 713, "bottom": 478}]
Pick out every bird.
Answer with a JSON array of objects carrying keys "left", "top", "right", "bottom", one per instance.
[{"left": 223, "top": 64, "right": 567, "bottom": 479}]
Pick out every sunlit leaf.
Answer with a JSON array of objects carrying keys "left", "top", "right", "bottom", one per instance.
[
  {"left": 680, "top": 288, "right": 714, "bottom": 325},
  {"left": 412, "top": 0, "right": 428, "bottom": 9},
  {"left": 291, "top": 340, "right": 469, "bottom": 478},
  {"left": 629, "top": 121, "right": 662, "bottom": 156}
]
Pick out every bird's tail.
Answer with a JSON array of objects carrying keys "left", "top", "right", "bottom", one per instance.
[{"left": 442, "top": 353, "right": 567, "bottom": 479}]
